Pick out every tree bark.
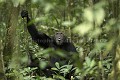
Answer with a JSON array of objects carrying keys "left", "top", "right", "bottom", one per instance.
[
  {"left": 3, "top": 2, "right": 19, "bottom": 79},
  {"left": 108, "top": 0, "right": 120, "bottom": 80},
  {"left": 0, "top": 40, "right": 6, "bottom": 80}
]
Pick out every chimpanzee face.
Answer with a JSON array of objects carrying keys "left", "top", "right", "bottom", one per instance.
[{"left": 54, "top": 32, "right": 65, "bottom": 45}]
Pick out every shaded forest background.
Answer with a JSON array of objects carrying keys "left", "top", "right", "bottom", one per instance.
[{"left": 0, "top": 0, "right": 120, "bottom": 80}]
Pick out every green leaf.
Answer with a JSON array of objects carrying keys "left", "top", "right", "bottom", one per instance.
[
  {"left": 53, "top": 75, "right": 65, "bottom": 80},
  {"left": 62, "top": 21, "right": 74, "bottom": 26},
  {"left": 94, "top": 8, "right": 105, "bottom": 25},
  {"left": 51, "top": 68, "right": 58, "bottom": 71},
  {"left": 39, "top": 61, "right": 47, "bottom": 69},
  {"left": 55, "top": 62, "right": 60, "bottom": 69},
  {"left": 90, "top": 60, "right": 96, "bottom": 68},
  {"left": 98, "top": 61, "right": 102, "bottom": 68},
  {"left": 74, "top": 22, "right": 93, "bottom": 35},
  {"left": 67, "top": 65, "right": 73, "bottom": 70},
  {"left": 44, "top": 3, "right": 54, "bottom": 13},
  {"left": 83, "top": 8, "right": 94, "bottom": 22},
  {"left": 85, "top": 57, "right": 91, "bottom": 66},
  {"left": 12, "top": 0, "right": 25, "bottom": 7}
]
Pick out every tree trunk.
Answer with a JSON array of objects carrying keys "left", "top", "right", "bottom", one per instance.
[
  {"left": 3, "top": 2, "right": 19, "bottom": 79},
  {"left": 0, "top": 40, "right": 6, "bottom": 80},
  {"left": 108, "top": 0, "right": 120, "bottom": 80}
]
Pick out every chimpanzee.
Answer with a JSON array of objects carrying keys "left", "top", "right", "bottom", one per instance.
[{"left": 21, "top": 10, "right": 77, "bottom": 79}]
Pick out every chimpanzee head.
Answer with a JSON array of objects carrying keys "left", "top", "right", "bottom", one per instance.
[
  {"left": 53, "top": 32, "right": 66, "bottom": 45},
  {"left": 21, "top": 10, "right": 28, "bottom": 18}
]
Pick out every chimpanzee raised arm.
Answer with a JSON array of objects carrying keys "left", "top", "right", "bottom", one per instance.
[
  {"left": 21, "top": 10, "right": 51, "bottom": 48},
  {"left": 21, "top": 10, "right": 77, "bottom": 52}
]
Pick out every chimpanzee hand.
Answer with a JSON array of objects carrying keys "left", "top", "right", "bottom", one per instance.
[{"left": 21, "top": 10, "right": 28, "bottom": 18}]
